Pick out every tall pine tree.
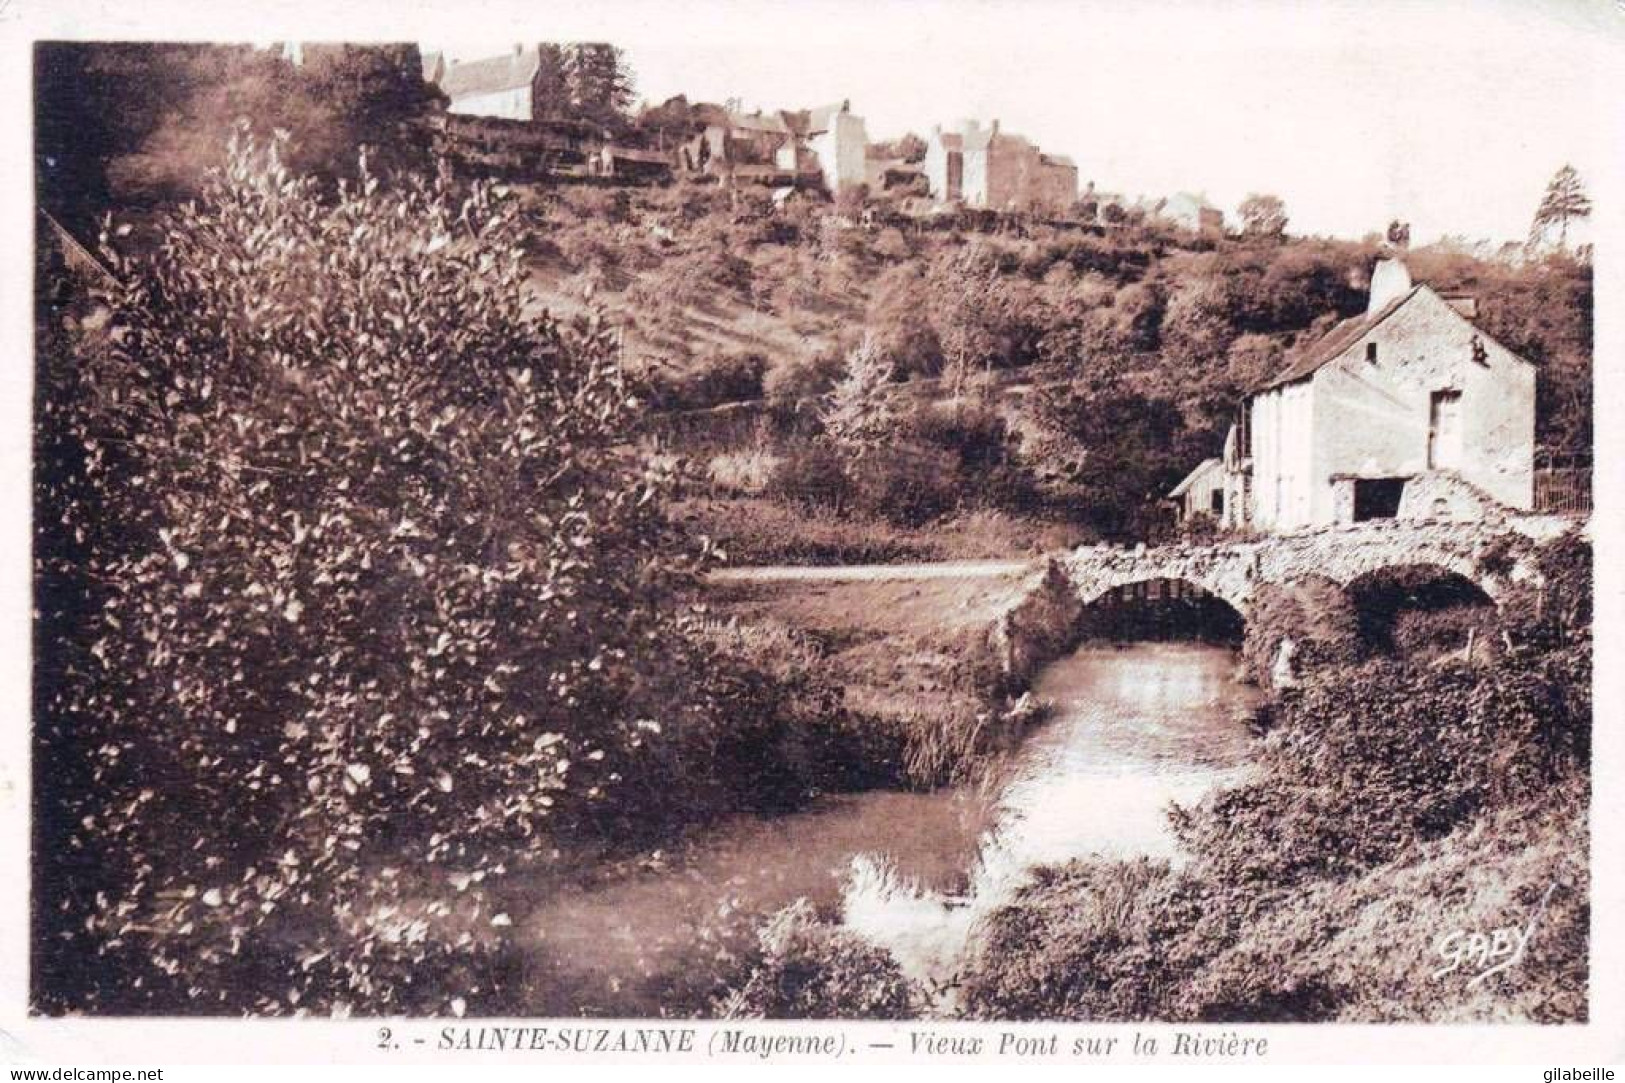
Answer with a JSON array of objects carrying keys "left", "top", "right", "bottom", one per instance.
[
  {"left": 565, "top": 43, "right": 635, "bottom": 129},
  {"left": 1530, "top": 164, "right": 1592, "bottom": 249}
]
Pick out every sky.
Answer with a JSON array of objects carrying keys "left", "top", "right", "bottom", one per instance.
[{"left": 426, "top": 0, "right": 1616, "bottom": 244}]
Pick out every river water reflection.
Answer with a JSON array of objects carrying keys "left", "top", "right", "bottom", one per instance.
[{"left": 523, "top": 642, "right": 1261, "bottom": 1014}]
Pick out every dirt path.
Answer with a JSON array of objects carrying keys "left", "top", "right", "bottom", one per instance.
[{"left": 706, "top": 559, "right": 1035, "bottom": 583}]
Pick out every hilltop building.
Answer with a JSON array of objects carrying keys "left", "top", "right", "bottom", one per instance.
[
  {"left": 432, "top": 45, "right": 556, "bottom": 121},
  {"left": 684, "top": 100, "right": 870, "bottom": 194},
  {"left": 923, "top": 119, "right": 1077, "bottom": 212},
  {"left": 1157, "top": 192, "right": 1225, "bottom": 236},
  {"left": 1178, "top": 259, "right": 1535, "bottom": 532}
]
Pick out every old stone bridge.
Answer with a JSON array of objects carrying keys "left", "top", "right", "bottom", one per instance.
[
  {"left": 1052, "top": 515, "right": 1577, "bottom": 617},
  {"left": 987, "top": 514, "right": 1581, "bottom": 680}
]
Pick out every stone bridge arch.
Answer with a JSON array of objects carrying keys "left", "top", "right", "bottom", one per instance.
[
  {"left": 1253, "top": 521, "right": 1511, "bottom": 603},
  {"left": 1054, "top": 517, "right": 1561, "bottom": 622},
  {"left": 1069, "top": 566, "right": 1254, "bottom": 621},
  {"left": 990, "top": 516, "right": 1569, "bottom": 684}
]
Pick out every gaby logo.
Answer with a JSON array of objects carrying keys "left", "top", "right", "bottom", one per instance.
[{"left": 1432, "top": 883, "right": 1559, "bottom": 989}]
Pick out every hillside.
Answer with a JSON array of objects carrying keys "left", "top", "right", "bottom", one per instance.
[{"left": 507, "top": 177, "right": 1592, "bottom": 553}]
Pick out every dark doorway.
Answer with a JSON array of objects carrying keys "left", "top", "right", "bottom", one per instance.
[{"left": 1353, "top": 478, "right": 1406, "bottom": 521}]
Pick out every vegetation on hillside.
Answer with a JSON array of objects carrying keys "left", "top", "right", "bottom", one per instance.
[
  {"left": 522, "top": 169, "right": 1590, "bottom": 549},
  {"left": 33, "top": 41, "right": 1594, "bottom": 1023}
]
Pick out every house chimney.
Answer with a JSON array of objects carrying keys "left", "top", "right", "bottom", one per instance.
[{"left": 1367, "top": 257, "right": 1413, "bottom": 314}]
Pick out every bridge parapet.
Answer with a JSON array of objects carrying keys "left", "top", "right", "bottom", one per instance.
[{"left": 1055, "top": 515, "right": 1575, "bottom": 617}]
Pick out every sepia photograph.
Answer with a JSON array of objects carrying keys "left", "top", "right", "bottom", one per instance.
[{"left": 7, "top": 0, "right": 1622, "bottom": 1068}]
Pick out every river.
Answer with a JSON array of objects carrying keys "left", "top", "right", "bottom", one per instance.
[{"left": 520, "top": 641, "right": 1262, "bottom": 1015}]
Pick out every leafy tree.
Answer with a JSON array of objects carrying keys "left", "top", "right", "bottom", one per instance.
[
  {"left": 1530, "top": 164, "right": 1592, "bottom": 249},
  {"left": 1159, "top": 276, "right": 1238, "bottom": 364},
  {"left": 866, "top": 265, "right": 943, "bottom": 376},
  {"left": 531, "top": 43, "right": 572, "bottom": 120},
  {"left": 1225, "top": 332, "right": 1285, "bottom": 390},
  {"left": 34, "top": 43, "right": 442, "bottom": 221},
  {"left": 868, "top": 132, "right": 928, "bottom": 163},
  {"left": 32, "top": 129, "right": 730, "bottom": 1014},
  {"left": 1238, "top": 193, "right": 1289, "bottom": 239},
  {"left": 1033, "top": 375, "right": 1210, "bottom": 538}
]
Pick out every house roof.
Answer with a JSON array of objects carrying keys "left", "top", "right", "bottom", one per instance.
[
  {"left": 439, "top": 49, "right": 540, "bottom": 100},
  {"left": 1253, "top": 282, "right": 1535, "bottom": 395},
  {"left": 1169, "top": 458, "right": 1223, "bottom": 499},
  {"left": 804, "top": 101, "right": 850, "bottom": 133},
  {"left": 727, "top": 110, "right": 792, "bottom": 135},
  {"left": 1257, "top": 286, "right": 1421, "bottom": 391}
]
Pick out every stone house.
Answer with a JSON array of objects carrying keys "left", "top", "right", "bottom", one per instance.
[
  {"left": 682, "top": 100, "right": 869, "bottom": 194},
  {"left": 923, "top": 119, "right": 1077, "bottom": 212},
  {"left": 1220, "top": 258, "right": 1535, "bottom": 533},
  {"left": 434, "top": 45, "right": 554, "bottom": 121},
  {"left": 795, "top": 101, "right": 870, "bottom": 194}
]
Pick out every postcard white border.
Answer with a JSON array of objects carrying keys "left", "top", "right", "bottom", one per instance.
[{"left": 1, "top": 0, "right": 1622, "bottom": 1068}]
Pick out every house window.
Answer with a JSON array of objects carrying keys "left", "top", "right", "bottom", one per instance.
[
  {"left": 1210, "top": 489, "right": 1225, "bottom": 516},
  {"left": 1353, "top": 478, "right": 1406, "bottom": 521},
  {"left": 1365, "top": 342, "right": 1378, "bottom": 363}
]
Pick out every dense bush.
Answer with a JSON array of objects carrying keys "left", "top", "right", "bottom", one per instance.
[
  {"left": 721, "top": 900, "right": 920, "bottom": 1019},
  {"left": 765, "top": 440, "right": 855, "bottom": 512},
  {"left": 1240, "top": 576, "right": 1361, "bottom": 683},
  {"left": 960, "top": 784, "right": 1588, "bottom": 1023},
  {"left": 958, "top": 859, "right": 1207, "bottom": 1021},
  {"left": 848, "top": 443, "right": 962, "bottom": 527},
  {"left": 763, "top": 347, "right": 845, "bottom": 404},
  {"left": 30, "top": 130, "right": 829, "bottom": 1015},
  {"left": 645, "top": 350, "right": 768, "bottom": 410},
  {"left": 1176, "top": 647, "right": 1589, "bottom": 887}
]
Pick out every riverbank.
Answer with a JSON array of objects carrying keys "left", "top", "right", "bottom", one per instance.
[
  {"left": 722, "top": 528, "right": 1591, "bottom": 1023},
  {"left": 698, "top": 567, "right": 1062, "bottom": 786},
  {"left": 948, "top": 530, "right": 1593, "bottom": 1023},
  {"left": 464, "top": 565, "right": 1071, "bottom": 1016}
]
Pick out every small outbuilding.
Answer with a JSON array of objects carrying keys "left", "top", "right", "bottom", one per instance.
[{"left": 1168, "top": 457, "right": 1227, "bottom": 523}]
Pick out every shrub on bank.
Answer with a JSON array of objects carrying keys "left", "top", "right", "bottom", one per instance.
[
  {"left": 720, "top": 900, "right": 921, "bottom": 1019},
  {"left": 1179, "top": 646, "right": 1590, "bottom": 887},
  {"left": 1239, "top": 576, "right": 1361, "bottom": 684}
]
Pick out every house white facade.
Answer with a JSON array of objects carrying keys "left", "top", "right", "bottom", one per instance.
[{"left": 1222, "top": 259, "right": 1536, "bottom": 534}]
